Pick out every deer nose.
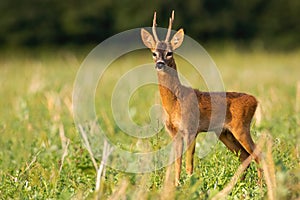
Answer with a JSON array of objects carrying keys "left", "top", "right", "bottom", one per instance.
[{"left": 156, "top": 61, "right": 165, "bottom": 70}]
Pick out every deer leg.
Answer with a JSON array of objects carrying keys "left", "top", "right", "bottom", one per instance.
[
  {"left": 185, "top": 134, "right": 196, "bottom": 175},
  {"left": 229, "top": 127, "right": 262, "bottom": 181},
  {"left": 219, "top": 129, "right": 250, "bottom": 162},
  {"left": 173, "top": 134, "right": 183, "bottom": 186},
  {"left": 230, "top": 127, "right": 255, "bottom": 154},
  {"left": 219, "top": 129, "right": 252, "bottom": 180}
]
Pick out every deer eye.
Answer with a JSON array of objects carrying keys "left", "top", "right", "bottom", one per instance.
[
  {"left": 152, "top": 52, "right": 157, "bottom": 57},
  {"left": 166, "top": 52, "right": 173, "bottom": 57}
]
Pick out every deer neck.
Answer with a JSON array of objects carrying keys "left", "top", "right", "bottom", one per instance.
[{"left": 157, "top": 59, "right": 182, "bottom": 113}]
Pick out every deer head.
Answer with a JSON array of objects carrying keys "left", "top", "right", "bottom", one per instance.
[{"left": 141, "top": 11, "right": 184, "bottom": 71}]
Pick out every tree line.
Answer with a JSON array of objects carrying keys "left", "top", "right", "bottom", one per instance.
[{"left": 0, "top": 0, "right": 299, "bottom": 49}]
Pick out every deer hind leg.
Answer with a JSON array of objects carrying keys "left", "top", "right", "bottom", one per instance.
[
  {"left": 219, "top": 129, "right": 252, "bottom": 180},
  {"left": 184, "top": 134, "right": 196, "bottom": 176},
  {"left": 219, "top": 129, "right": 250, "bottom": 162},
  {"left": 229, "top": 126, "right": 262, "bottom": 180}
]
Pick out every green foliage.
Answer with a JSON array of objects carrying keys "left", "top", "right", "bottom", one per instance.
[
  {"left": 0, "top": 0, "right": 299, "bottom": 49},
  {"left": 0, "top": 48, "right": 299, "bottom": 199}
]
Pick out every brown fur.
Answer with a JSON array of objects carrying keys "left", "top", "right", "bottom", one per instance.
[{"left": 141, "top": 11, "right": 262, "bottom": 186}]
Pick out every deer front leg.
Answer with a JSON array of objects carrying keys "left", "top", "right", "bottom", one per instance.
[
  {"left": 185, "top": 134, "right": 196, "bottom": 175},
  {"left": 173, "top": 134, "right": 183, "bottom": 186}
]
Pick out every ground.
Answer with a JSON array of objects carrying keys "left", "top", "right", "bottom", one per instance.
[{"left": 0, "top": 46, "right": 299, "bottom": 199}]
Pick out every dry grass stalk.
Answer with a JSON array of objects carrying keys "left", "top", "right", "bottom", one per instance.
[
  {"left": 95, "top": 140, "right": 114, "bottom": 192},
  {"left": 45, "top": 92, "right": 61, "bottom": 123},
  {"left": 28, "top": 67, "right": 44, "bottom": 94},
  {"left": 261, "top": 135, "right": 276, "bottom": 200},
  {"left": 45, "top": 91, "right": 71, "bottom": 176},
  {"left": 59, "top": 123, "right": 68, "bottom": 150},
  {"left": 23, "top": 151, "right": 41, "bottom": 174},
  {"left": 45, "top": 91, "right": 70, "bottom": 149},
  {"left": 78, "top": 123, "right": 114, "bottom": 199},
  {"left": 63, "top": 95, "right": 73, "bottom": 116},
  {"left": 211, "top": 154, "right": 255, "bottom": 200},
  {"left": 78, "top": 124, "right": 98, "bottom": 170},
  {"left": 16, "top": 151, "right": 42, "bottom": 181},
  {"left": 212, "top": 134, "right": 266, "bottom": 200},
  {"left": 59, "top": 138, "right": 70, "bottom": 174}
]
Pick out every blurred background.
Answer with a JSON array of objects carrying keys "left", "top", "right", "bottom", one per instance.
[{"left": 0, "top": 0, "right": 299, "bottom": 50}]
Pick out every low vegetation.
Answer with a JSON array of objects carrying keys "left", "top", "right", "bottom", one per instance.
[{"left": 0, "top": 47, "right": 299, "bottom": 199}]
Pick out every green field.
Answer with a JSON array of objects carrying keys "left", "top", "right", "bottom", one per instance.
[{"left": 0, "top": 47, "right": 299, "bottom": 199}]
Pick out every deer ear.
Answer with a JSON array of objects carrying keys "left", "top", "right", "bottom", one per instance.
[
  {"left": 141, "top": 28, "right": 156, "bottom": 50},
  {"left": 171, "top": 28, "right": 184, "bottom": 50}
]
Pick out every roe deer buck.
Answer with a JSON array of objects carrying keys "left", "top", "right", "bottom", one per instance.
[{"left": 141, "top": 11, "right": 262, "bottom": 186}]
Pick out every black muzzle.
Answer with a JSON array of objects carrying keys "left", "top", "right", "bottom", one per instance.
[{"left": 156, "top": 62, "right": 165, "bottom": 70}]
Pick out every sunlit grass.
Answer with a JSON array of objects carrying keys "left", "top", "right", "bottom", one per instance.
[{"left": 0, "top": 47, "right": 299, "bottom": 199}]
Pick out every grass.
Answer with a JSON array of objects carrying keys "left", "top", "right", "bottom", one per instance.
[{"left": 0, "top": 46, "right": 299, "bottom": 199}]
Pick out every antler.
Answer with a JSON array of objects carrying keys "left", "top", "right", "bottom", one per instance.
[
  {"left": 152, "top": 12, "right": 159, "bottom": 42},
  {"left": 165, "top": 10, "right": 175, "bottom": 42}
]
